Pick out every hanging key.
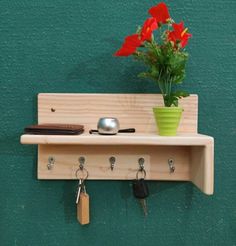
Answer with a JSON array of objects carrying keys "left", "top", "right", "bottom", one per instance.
[
  {"left": 75, "top": 163, "right": 90, "bottom": 225},
  {"left": 76, "top": 179, "right": 82, "bottom": 204},
  {"left": 133, "top": 178, "right": 149, "bottom": 216}
]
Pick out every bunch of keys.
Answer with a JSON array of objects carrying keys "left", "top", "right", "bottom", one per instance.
[
  {"left": 76, "top": 167, "right": 90, "bottom": 225},
  {"left": 132, "top": 159, "right": 149, "bottom": 216}
]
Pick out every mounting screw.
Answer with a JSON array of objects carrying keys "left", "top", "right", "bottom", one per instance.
[{"left": 51, "top": 108, "right": 56, "bottom": 112}]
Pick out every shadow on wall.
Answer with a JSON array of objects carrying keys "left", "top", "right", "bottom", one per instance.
[
  {"left": 59, "top": 180, "right": 195, "bottom": 224},
  {"left": 60, "top": 181, "right": 77, "bottom": 223}
]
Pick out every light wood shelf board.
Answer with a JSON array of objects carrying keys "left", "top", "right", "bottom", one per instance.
[
  {"left": 21, "top": 133, "right": 213, "bottom": 146},
  {"left": 38, "top": 145, "right": 191, "bottom": 181},
  {"left": 38, "top": 93, "right": 198, "bottom": 134}
]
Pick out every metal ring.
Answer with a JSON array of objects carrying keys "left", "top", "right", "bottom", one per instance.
[
  {"left": 136, "top": 169, "right": 146, "bottom": 180},
  {"left": 75, "top": 167, "right": 89, "bottom": 180}
]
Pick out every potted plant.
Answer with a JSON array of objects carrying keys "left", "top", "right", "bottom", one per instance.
[{"left": 114, "top": 2, "right": 192, "bottom": 136}]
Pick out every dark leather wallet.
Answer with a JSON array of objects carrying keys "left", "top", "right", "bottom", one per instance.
[{"left": 24, "top": 124, "right": 84, "bottom": 135}]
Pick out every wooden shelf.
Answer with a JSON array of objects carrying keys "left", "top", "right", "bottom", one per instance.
[
  {"left": 21, "top": 133, "right": 213, "bottom": 146},
  {"left": 20, "top": 93, "right": 214, "bottom": 195}
]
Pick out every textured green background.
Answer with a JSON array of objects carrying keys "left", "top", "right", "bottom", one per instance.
[{"left": 0, "top": 0, "right": 236, "bottom": 245}]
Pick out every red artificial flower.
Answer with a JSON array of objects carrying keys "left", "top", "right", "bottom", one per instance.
[
  {"left": 148, "top": 2, "right": 170, "bottom": 25},
  {"left": 140, "top": 17, "right": 158, "bottom": 42},
  {"left": 114, "top": 34, "right": 142, "bottom": 56},
  {"left": 167, "top": 22, "right": 192, "bottom": 48}
]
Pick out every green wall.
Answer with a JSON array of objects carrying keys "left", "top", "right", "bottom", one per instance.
[{"left": 0, "top": 1, "right": 236, "bottom": 245}]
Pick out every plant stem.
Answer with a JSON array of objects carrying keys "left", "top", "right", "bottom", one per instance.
[
  {"left": 169, "top": 81, "right": 172, "bottom": 97},
  {"left": 157, "top": 69, "right": 165, "bottom": 95},
  {"left": 150, "top": 40, "right": 159, "bottom": 58}
]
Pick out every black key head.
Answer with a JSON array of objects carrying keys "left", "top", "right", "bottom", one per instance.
[{"left": 132, "top": 178, "right": 149, "bottom": 199}]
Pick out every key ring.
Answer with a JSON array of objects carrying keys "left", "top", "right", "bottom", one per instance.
[
  {"left": 136, "top": 169, "right": 146, "bottom": 180},
  {"left": 75, "top": 167, "right": 89, "bottom": 181}
]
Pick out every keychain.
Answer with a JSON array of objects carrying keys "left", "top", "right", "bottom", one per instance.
[
  {"left": 132, "top": 158, "right": 149, "bottom": 216},
  {"left": 75, "top": 164, "right": 90, "bottom": 225}
]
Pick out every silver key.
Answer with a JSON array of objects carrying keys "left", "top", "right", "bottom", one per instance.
[
  {"left": 139, "top": 199, "right": 148, "bottom": 216},
  {"left": 76, "top": 179, "right": 82, "bottom": 204}
]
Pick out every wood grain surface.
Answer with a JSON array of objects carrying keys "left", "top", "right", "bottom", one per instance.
[
  {"left": 38, "top": 93, "right": 198, "bottom": 134},
  {"left": 20, "top": 93, "right": 213, "bottom": 195}
]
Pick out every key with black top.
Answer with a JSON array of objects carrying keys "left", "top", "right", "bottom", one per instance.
[{"left": 132, "top": 178, "right": 149, "bottom": 216}]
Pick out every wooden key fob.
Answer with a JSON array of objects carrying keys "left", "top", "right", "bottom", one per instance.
[{"left": 77, "top": 192, "right": 90, "bottom": 225}]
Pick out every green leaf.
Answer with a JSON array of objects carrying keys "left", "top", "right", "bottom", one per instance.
[
  {"left": 172, "top": 99, "right": 178, "bottom": 107},
  {"left": 132, "top": 37, "right": 190, "bottom": 105},
  {"left": 172, "top": 91, "right": 190, "bottom": 98},
  {"left": 163, "top": 90, "right": 189, "bottom": 107}
]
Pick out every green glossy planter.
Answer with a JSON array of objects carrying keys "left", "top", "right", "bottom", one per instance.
[{"left": 153, "top": 107, "right": 183, "bottom": 136}]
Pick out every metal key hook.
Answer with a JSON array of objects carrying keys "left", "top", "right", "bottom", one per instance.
[
  {"left": 138, "top": 158, "right": 145, "bottom": 171},
  {"left": 79, "top": 157, "right": 85, "bottom": 170},
  {"left": 136, "top": 158, "right": 146, "bottom": 179},
  {"left": 47, "top": 156, "right": 55, "bottom": 170},
  {"left": 109, "top": 156, "right": 116, "bottom": 171},
  {"left": 168, "top": 158, "right": 175, "bottom": 173}
]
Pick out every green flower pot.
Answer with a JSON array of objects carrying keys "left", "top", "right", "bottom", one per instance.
[{"left": 153, "top": 107, "right": 183, "bottom": 136}]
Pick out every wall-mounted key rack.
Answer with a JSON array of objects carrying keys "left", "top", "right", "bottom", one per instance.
[{"left": 20, "top": 93, "right": 214, "bottom": 195}]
